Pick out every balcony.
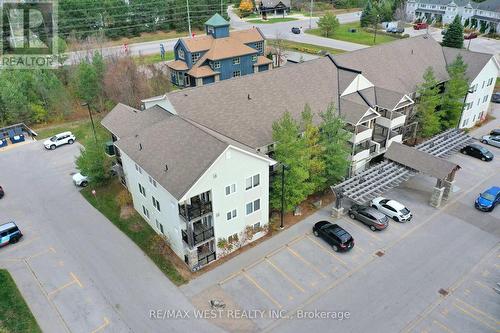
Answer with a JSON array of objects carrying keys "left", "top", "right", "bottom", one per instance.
[
  {"left": 198, "top": 251, "right": 216, "bottom": 266},
  {"left": 376, "top": 110, "right": 406, "bottom": 129},
  {"left": 179, "top": 200, "right": 212, "bottom": 221},
  {"left": 387, "top": 130, "right": 403, "bottom": 147},
  {"left": 348, "top": 125, "right": 373, "bottom": 144},
  {"left": 182, "top": 225, "right": 214, "bottom": 246},
  {"left": 351, "top": 144, "right": 370, "bottom": 162}
]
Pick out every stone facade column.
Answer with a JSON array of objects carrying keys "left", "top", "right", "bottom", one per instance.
[
  {"left": 442, "top": 179, "right": 455, "bottom": 202},
  {"left": 331, "top": 207, "right": 345, "bottom": 218},
  {"left": 187, "top": 248, "right": 199, "bottom": 271},
  {"left": 430, "top": 186, "right": 445, "bottom": 208}
]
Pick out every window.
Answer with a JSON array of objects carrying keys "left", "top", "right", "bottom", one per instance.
[
  {"left": 488, "top": 77, "right": 494, "bottom": 86},
  {"left": 246, "top": 199, "right": 261, "bottom": 215},
  {"left": 233, "top": 57, "right": 240, "bottom": 65},
  {"left": 253, "top": 222, "right": 261, "bottom": 231},
  {"left": 148, "top": 176, "right": 157, "bottom": 187},
  {"left": 255, "top": 41, "right": 263, "bottom": 53},
  {"left": 226, "top": 209, "right": 237, "bottom": 221},
  {"left": 178, "top": 48, "right": 185, "bottom": 60},
  {"left": 482, "top": 81, "right": 485, "bottom": 89},
  {"left": 225, "top": 184, "right": 236, "bottom": 196},
  {"left": 142, "top": 206, "right": 150, "bottom": 219},
  {"left": 152, "top": 196, "right": 160, "bottom": 211},
  {"left": 232, "top": 71, "right": 241, "bottom": 77},
  {"left": 213, "top": 61, "right": 220, "bottom": 69},
  {"left": 246, "top": 174, "right": 260, "bottom": 190},
  {"left": 156, "top": 220, "right": 164, "bottom": 234},
  {"left": 207, "top": 26, "right": 214, "bottom": 34},
  {"left": 483, "top": 95, "right": 488, "bottom": 103},
  {"left": 139, "top": 183, "right": 146, "bottom": 197},
  {"left": 191, "top": 52, "right": 200, "bottom": 63},
  {"left": 135, "top": 163, "right": 142, "bottom": 174},
  {"left": 252, "top": 55, "right": 257, "bottom": 62}
]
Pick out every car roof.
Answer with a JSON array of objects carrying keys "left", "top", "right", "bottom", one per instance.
[
  {"left": 0, "top": 221, "right": 17, "bottom": 232},
  {"left": 387, "top": 200, "right": 406, "bottom": 210},
  {"left": 56, "top": 131, "right": 72, "bottom": 136},
  {"left": 485, "top": 187, "right": 500, "bottom": 195},
  {"left": 327, "top": 225, "right": 352, "bottom": 241}
]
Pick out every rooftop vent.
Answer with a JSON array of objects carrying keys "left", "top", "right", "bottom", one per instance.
[
  {"left": 165, "top": 164, "right": 168, "bottom": 172},
  {"left": 139, "top": 143, "right": 142, "bottom": 151},
  {"left": 248, "top": 94, "right": 251, "bottom": 100}
]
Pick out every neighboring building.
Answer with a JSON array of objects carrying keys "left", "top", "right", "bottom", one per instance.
[
  {"left": 166, "top": 13, "right": 272, "bottom": 88},
  {"left": 406, "top": 0, "right": 500, "bottom": 32},
  {"left": 102, "top": 36, "right": 498, "bottom": 270},
  {"left": 257, "top": 0, "right": 291, "bottom": 15}
]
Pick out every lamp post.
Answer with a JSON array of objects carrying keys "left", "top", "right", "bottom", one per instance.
[
  {"left": 373, "top": 14, "right": 380, "bottom": 45},
  {"left": 309, "top": 0, "right": 313, "bottom": 29},
  {"left": 81, "top": 102, "right": 97, "bottom": 143},
  {"left": 280, "top": 163, "right": 289, "bottom": 230}
]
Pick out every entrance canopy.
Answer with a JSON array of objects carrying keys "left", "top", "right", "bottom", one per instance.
[{"left": 333, "top": 129, "right": 473, "bottom": 204}]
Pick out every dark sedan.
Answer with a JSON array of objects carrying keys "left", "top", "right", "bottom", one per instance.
[
  {"left": 312, "top": 221, "right": 354, "bottom": 252},
  {"left": 348, "top": 204, "right": 389, "bottom": 231},
  {"left": 291, "top": 27, "right": 301, "bottom": 34},
  {"left": 0, "top": 185, "right": 3, "bottom": 199},
  {"left": 492, "top": 93, "right": 500, "bottom": 104},
  {"left": 460, "top": 144, "right": 493, "bottom": 161}
]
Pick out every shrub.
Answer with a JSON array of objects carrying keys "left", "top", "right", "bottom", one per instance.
[{"left": 116, "top": 189, "right": 133, "bottom": 207}]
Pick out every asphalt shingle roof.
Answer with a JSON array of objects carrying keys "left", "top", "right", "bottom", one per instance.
[
  {"left": 205, "top": 13, "right": 229, "bottom": 27},
  {"left": 442, "top": 47, "right": 494, "bottom": 82}
]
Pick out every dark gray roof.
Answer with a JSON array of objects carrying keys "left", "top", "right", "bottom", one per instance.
[
  {"left": 101, "top": 103, "right": 167, "bottom": 139},
  {"left": 114, "top": 112, "right": 229, "bottom": 200},
  {"left": 442, "top": 47, "right": 495, "bottom": 82},
  {"left": 340, "top": 92, "right": 374, "bottom": 125},
  {"left": 333, "top": 36, "right": 450, "bottom": 94},
  {"left": 410, "top": 0, "right": 500, "bottom": 11},
  {"left": 259, "top": 0, "right": 291, "bottom": 8},
  {"left": 374, "top": 87, "right": 406, "bottom": 110},
  {"left": 168, "top": 57, "right": 341, "bottom": 148},
  {"left": 476, "top": 0, "right": 500, "bottom": 11},
  {"left": 385, "top": 142, "right": 460, "bottom": 179}
]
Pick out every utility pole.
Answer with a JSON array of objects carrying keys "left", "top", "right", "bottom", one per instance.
[
  {"left": 82, "top": 102, "right": 97, "bottom": 143},
  {"left": 186, "top": 0, "right": 192, "bottom": 38},
  {"left": 373, "top": 14, "right": 380, "bottom": 45},
  {"left": 309, "top": 0, "right": 313, "bottom": 29},
  {"left": 221, "top": 0, "right": 223, "bottom": 15}
]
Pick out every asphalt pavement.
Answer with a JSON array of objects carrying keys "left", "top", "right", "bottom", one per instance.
[{"left": 0, "top": 142, "right": 221, "bottom": 333}]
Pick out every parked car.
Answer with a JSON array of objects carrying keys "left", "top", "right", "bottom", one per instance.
[
  {"left": 44, "top": 131, "right": 76, "bottom": 150},
  {"left": 348, "top": 204, "right": 389, "bottom": 231},
  {"left": 475, "top": 186, "right": 500, "bottom": 212},
  {"left": 460, "top": 144, "right": 494, "bottom": 161},
  {"left": 0, "top": 185, "right": 4, "bottom": 199},
  {"left": 312, "top": 221, "right": 354, "bottom": 252},
  {"left": 0, "top": 221, "right": 23, "bottom": 247},
  {"left": 464, "top": 32, "right": 478, "bottom": 40},
  {"left": 291, "top": 27, "right": 301, "bottom": 34},
  {"left": 370, "top": 197, "right": 413, "bottom": 222},
  {"left": 72, "top": 172, "right": 89, "bottom": 187},
  {"left": 481, "top": 135, "right": 500, "bottom": 148},
  {"left": 492, "top": 93, "right": 500, "bottom": 104},
  {"left": 386, "top": 27, "right": 404, "bottom": 33},
  {"left": 413, "top": 22, "right": 428, "bottom": 30},
  {"left": 490, "top": 129, "right": 500, "bottom": 136}
]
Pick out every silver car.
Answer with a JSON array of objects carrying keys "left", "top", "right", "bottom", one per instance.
[
  {"left": 348, "top": 204, "right": 389, "bottom": 231},
  {"left": 481, "top": 135, "right": 500, "bottom": 148}
]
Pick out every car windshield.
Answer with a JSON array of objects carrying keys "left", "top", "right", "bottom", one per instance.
[
  {"left": 477, "top": 146, "right": 489, "bottom": 153},
  {"left": 50, "top": 136, "right": 57, "bottom": 142},
  {"left": 400, "top": 207, "right": 410, "bottom": 215},
  {"left": 481, "top": 193, "right": 495, "bottom": 201}
]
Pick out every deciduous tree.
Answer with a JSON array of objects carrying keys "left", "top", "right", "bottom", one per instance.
[
  {"left": 440, "top": 55, "right": 469, "bottom": 129},
  {"left": 301, "top": 104, "right": 326, "bottom": 192},
  {"left": 75, "top": 141, "right": 112, "bottom": 186},
  {"left": 318, "top": 12, "right": 340, "bottom": 37}
]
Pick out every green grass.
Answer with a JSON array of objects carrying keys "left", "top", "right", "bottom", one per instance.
[
  {"left": 133, "top": 51, "right": 175, "bottom": 65},
  {"left": 268, "top": 39, "right": 345, "bottom": 55},
  {"left": 81, "top": 182, "right": 187, "bottom": 286},
  {"left": 0, "top": 269, "right": 42, "bottom": 333},
  {"left": 307, "top": 22, "right": 399, "bottom": 46},
  {"left": 249, "top": 17, "right": 299, "bottom": 24},
  {"left": 33, "top": 117, "right": 109, "bottom": 142}
]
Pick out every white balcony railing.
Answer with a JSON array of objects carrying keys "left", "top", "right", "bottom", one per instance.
[
  {"left": 376, "top": 111, "right": 406, "bottom": 129},
  {"left": 349, "top": 125, "right": 373, "bottom": 144},
  {"left": 351, "top": 148, "right": 370, "bottom": 162}
]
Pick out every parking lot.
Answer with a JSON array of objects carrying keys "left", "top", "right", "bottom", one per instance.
[
  {"left": 0, "top": 141, "right": 219, "bottom": 333},
  {"left": 185, "top": 128, "right": 500, "bottom": 332}
]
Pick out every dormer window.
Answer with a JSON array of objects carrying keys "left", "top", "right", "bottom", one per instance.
[
  {"left": 191, "top": 52, "right": 200, "bottom": 63},
  {"left": 256, "top": 41, "right": 263, "bottom": 53},
  {"left": 207, "top": 26, "right": 214, "bottom": 34},
  {"left": 178, "top": 49, "right": 185, "bottom": 60},
  {"left": 233, "top": 57, "right": 240, "bottom": 65},
  {"left": 213, "top": 61, "right": 221, "bottom": 69}
]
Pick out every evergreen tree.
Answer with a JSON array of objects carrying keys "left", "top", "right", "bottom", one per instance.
[
  {"left": 360, "top": 0, "right": 375, "bottom": 27},
  {"left": 319, "top": 104, "right": 351, "bottom": 185},
  {"left": 76, "top": 141, "right": 112, "bottom": 186},
  {"left": 416, "top": 67, "right": 441, "bottom": 138},
  {"left": 270, "top": 112, "right": 313, "bottom": 212},
  {"left": 301, "top": 104, "right": 326, "bottom": 192},
  {"left": 440, "top": 55, "right": 469, "bottom": 129},
  {"left": 442, "top": 15, "right": 464, "bottom": 49}
]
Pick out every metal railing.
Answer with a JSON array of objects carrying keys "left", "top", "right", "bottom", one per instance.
[
  {"left": 198, "top": 252, "right": 216, "bottom": 266},
  {"left": 182, "top": 226, "right": 215, "bottom": 246},
  {"left": 179, "top": 201, "right": 212, "bottom": 221}
]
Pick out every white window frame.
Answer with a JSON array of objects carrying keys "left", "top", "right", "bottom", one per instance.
[
  {"left": 256, "top": 41, "right": 263, "bottom": 53},
  {"left": 152, "top": 196, "right": 160, "bottom": 212},
  {"left": 148, "top": 175, "right": 157, "bottom": 187},
  {"left": 178, "top": 48, "right": 185, "bottom": 60},
  {"left": 207, "top": 26, "right": 214, "bottom": 34},
  {"left": 142, "top": 205, "right": 150, "bottom": 219},
  {"left": 191, "top": 52, "right": 200, "bottom": 63},
  {"left": 226, "top": 209, "right": 237, "bottom": 221},
  {"left": 233, "top": 70, "right": 241, "bottom": 77},
  {"left": 135, "top": 163, "right": 142, "bottom": 174},
  {"left": 246, "top": 199, "right": 261, "bottom": 215},
  {"left": 225, "top": 184, "right": 236, "bottom": 196},
  {"left": 139, "top": 183, "right": 146, "bottom": 197},
  {"left": 245, "top": 174, "right": 260, "bottom": 190},
  {"left": 252, "top": 55, "right": 257, "bottom": 62},
  {"left": 233, "top": 57, "right": 240, "bottom": 65}
]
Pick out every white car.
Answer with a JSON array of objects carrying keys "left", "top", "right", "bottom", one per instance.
[
  {"left": 481, "top": 135, "right": 500, "bottom": 148},
  {"left": 370, "top": 197, "right": 412, "bottom": 222},
  {"left": 72, "top": 173, "right": 89, "bottom": 187},
  {"left": 44, "top": 131, "right": 76, "bottom": 150}
]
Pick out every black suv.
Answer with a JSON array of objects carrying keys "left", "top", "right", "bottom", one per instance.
[
  {"left": 460, "top": 144, "right": 493, "bottom": 161},
  {"left": 490, "top": 129, "right": 500, "bottom": 136},
  {"left": 312, "top": 221, "right": 354, "bottom": 252}
]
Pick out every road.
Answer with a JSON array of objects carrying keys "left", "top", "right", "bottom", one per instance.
[
  {"left": 181, "top": 103, "right": 500, "bottom": 332},
  {"left": 0, "top": 142, "right": 221, "bottom": 333}
]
